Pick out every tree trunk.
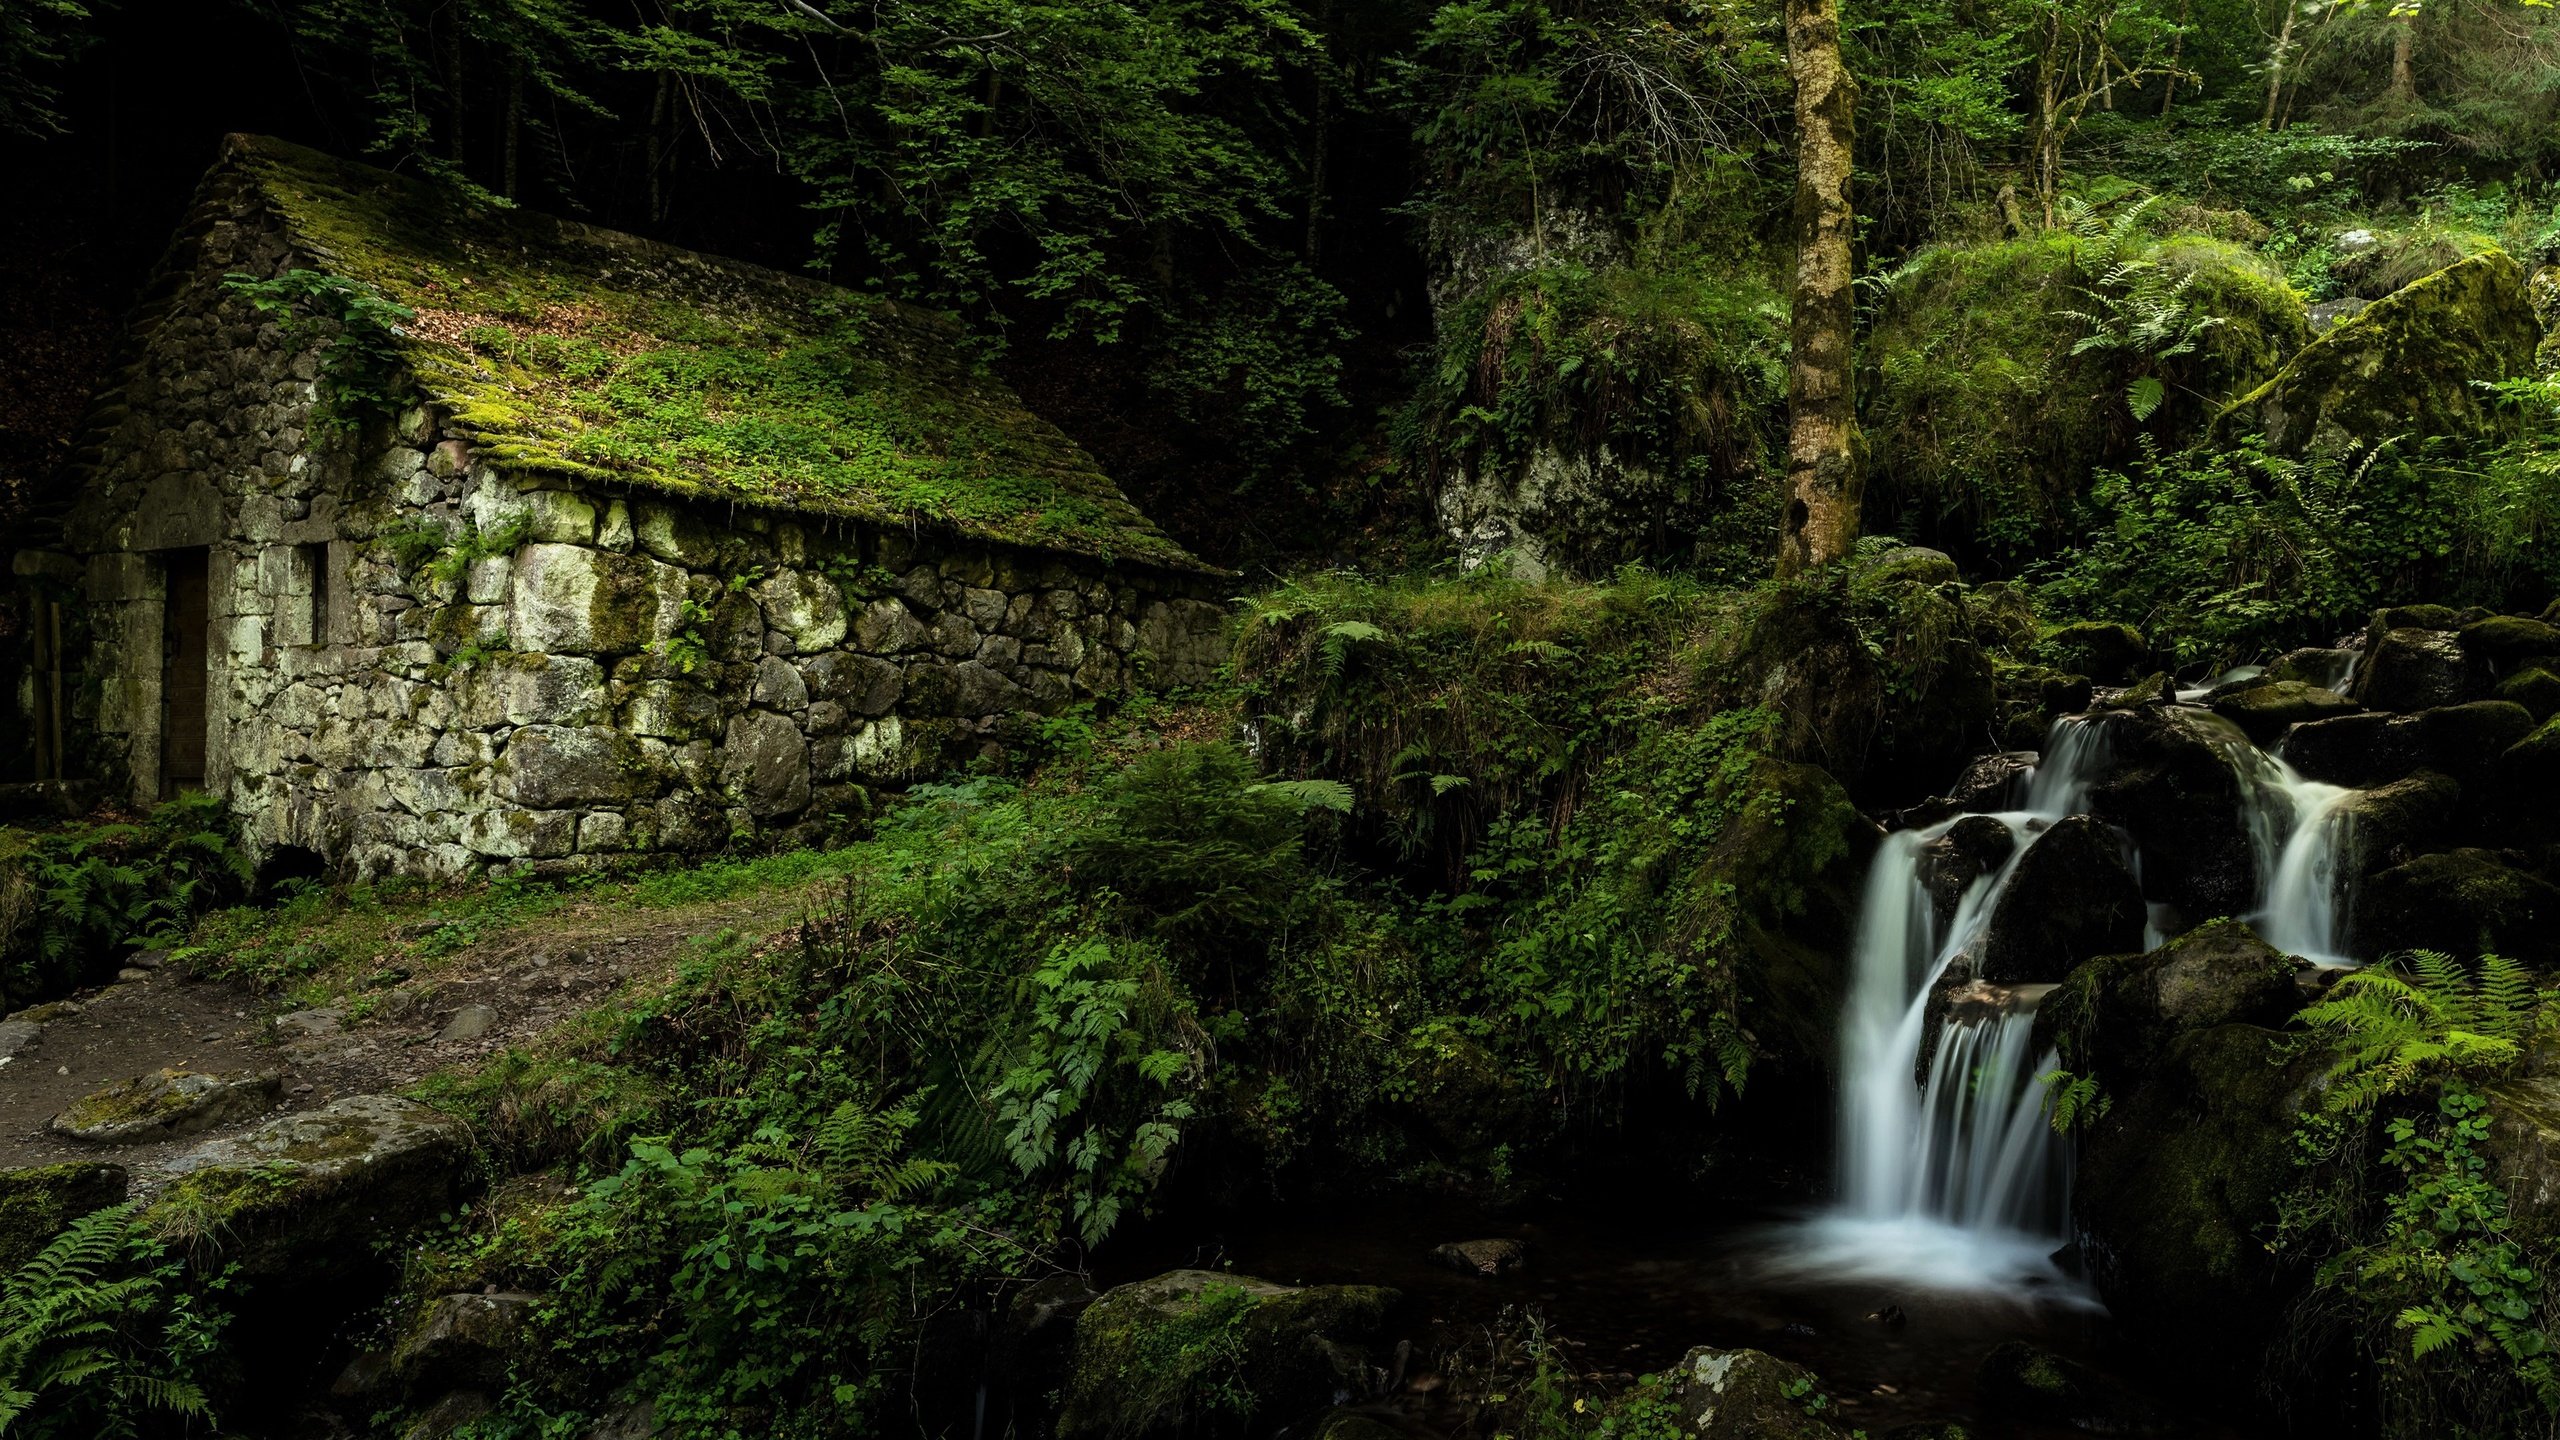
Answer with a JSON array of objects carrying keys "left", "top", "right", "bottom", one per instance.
[
  {"left": 502, "top": 67, "right": 524, "bottom": 200},
  {"left": 2387, "top": 3, "right": 2418, "bottom": 102},
  {"left": 1778, "top": 0, "right": 1862, "bottom": 578},
  {"left": 2160, "top": 0, "right": 2190, "bottom": 117},
  {"left": 2035, "top": 8, "right": 2062, "bottom": 229},
  {"left": 2263, "top": 0, "right": 2298, "bottom": 129}
]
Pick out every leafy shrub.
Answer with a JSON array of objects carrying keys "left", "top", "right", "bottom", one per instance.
[
  {"left": 218, "top": 269, "right": 414, "bottom": 436},
  {"left": 2281, "top": 952, "right": 2560, "bottom": 1439}
]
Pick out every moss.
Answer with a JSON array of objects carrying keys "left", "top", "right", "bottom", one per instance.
[
  {"left": 2216, "top": 250, "right": 2538, "bottom": 458},
  {"left": 1058, "top": 1271, "right": 1395, "bottom": 1439},
  {"left": 219, "top": 135, "right": 1210, "bottom": 573},
  {"left": 1863, "top": 231, "right": 2306, "bottom": 565},
  {"left": 0, "top": 1162, "right": 128, "bottom": 1269}
]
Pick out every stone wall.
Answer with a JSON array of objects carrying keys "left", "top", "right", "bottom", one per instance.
[{"left": 47, "top": 168, "right": 1227, "bottom": 880}]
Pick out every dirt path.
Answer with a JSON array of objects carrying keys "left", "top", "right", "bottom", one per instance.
[{"left": 0, "top": 879, "right": 826, "bottom": 1193}]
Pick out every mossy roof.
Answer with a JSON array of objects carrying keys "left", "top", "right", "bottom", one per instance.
[{"left": 219, "top": 135, "right": 1212, "bottom": 573}]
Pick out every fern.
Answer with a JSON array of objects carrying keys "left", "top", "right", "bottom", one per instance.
[{"left": 0, "top": 1204, "right": 221, "bottom": 1437}]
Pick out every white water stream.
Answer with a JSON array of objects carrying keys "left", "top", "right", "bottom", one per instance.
[{"left": 1773, "top": 702, "right": 2362, "bottom": 1299}]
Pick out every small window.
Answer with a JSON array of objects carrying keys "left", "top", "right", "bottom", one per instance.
[{"left": 302, "top": 542, "right": 333, "bottom": 646}]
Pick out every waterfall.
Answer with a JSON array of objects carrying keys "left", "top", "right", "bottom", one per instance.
[
  {"left": 1775, "top": 720, "right": 2113, "bottom": 1298},
  {"left": 2243, "top": 751, "right": 2355, "bottom": 967}
]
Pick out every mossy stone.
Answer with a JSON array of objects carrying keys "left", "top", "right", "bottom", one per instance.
[
  {"left": 2209, "top": 680, "right": 2357, "bottom": 743},
  {"left": 2355, "top": 849, "right": 2560, "bottom": 967},
  {"left": 1655, "top": 1346, "right": 1837, "bottom": 1440},
  {"left": 0, "top": 1162, "right": 128, "bottom": 1270},
  {"left": 2495, "top": 665, "right": 2560, "bottom": 722},
  {"left": 2461, "top": 614, "right": 2560, "bottom": 662},
  {"left": 2217, "top": 250, "right": 2537, "bottom": 458},
  {"left": 1057, "top": 1270, "right": 1396, "bottom": 1440},
  {"left": 2041, "top": 621, "right": 2152, "bottom": 686}
]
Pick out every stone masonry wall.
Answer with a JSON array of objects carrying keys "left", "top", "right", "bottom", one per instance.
[{"left": 55, "top": 172, "right": 1227, "bottom": 880}]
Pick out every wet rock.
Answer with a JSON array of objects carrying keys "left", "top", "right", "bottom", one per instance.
[
  {"left": 1657, "top": 1346, "right": 1837, "bottom": 1440},
  {"left": 53, "top": 1069, "right": 282, "bottom": 1144},
  {"left": 2336, "top": 770, "right": 2460, "bottom": 876},
  {"left": 149, "top": 1094, "right": 475, "bottom": 1278},
  {"left": 1945, "top": 752, "right": 2038, "bottom": 812},
  {"left": 2283, "top": 710, "right": 2411, "bottom": 787},
  {"left": 0, "top": 1162, "right": 127, "bottom": 1268},
  {"left": 1058, "top": 1270, "right": 1396, "bottom": 1439},
  {"left": 2461, "top": 614, "right": 2560, "bottom": 663},
  {"left": 2496, "top": 664, "right": 2560, "bottom": 722},
  {"left": 392, "top": 1291, "right": 542, "bottom": 1394},
  {"left": 2042, "top": 623, "right": 2152, "bottom": 686},
  {"left": 2090, "top": 710, "right": 2258, "bottom": 925},
  {"left": 1975, "top": 817, "right": 2144, "bottom": 984},
  {"left": 2414, "top": 700, "right": 2538, "bottom": 775},
  {"left": 2209, "top": 681, "right": 2357, "bottom": 743},
  {"left": 2267, "top": 647, "right": 2359, "bottom": 689},
  {"left": 2036, "top": 920, "right": 2304, "bottom": 1074},
  {"left": 1919, "top": 816, "right": 2017, "bottom": 930},
  {"left": 436, "top": 1004, "right": 498, "bottom": 1042},
  {"left": 1428, "top": 1238, "right": 1525, "bottom": 1277},
  {"left": 2354, "top": 627, "right": 2486, "bottom": 712},
  {"left": 2100, "top": 671, "right": 2172, "bottom": 709},
  {"left": 2356, "top": 849, "right": 2560, "bottom": 967},
  {"left": 1976, "top": 1341, "right": 2175, "bottom": 1435}
]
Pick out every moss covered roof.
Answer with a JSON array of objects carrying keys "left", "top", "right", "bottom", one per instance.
[{"left": 220, "top": 135, "right": 1211, "bottom": 573}]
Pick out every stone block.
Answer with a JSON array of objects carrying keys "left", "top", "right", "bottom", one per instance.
[
  {"left": 461, "top": 808, "right": 579, "bottom": 859},
  {"left": 498, "top": 725, "right": 639, "bottom": 808},
  {"left": 753, "top": 656, "right": 809, "bottom": 710},
  {"left": 465, "top": 554, "right": 511, "bottom": 604},
  {"left": 509, "top": 543, "right": 686, "bottom": 655},
  {"left": 926, "top": 612, "right": 980, "bottom": 658},
  {"left": 577, "top": 811, "right": 627, "bottom": 853},
  {"left": 852, "top": 598, "right": 927, "bottom": 653},
  {"left": 754, "top": 569, "right": 848, "bottom": 652},
  {"left": 800, "top": 651, "right": 902, "bottom": 715},
  {"left": 719, "top": 712, "right": 811, "bottom": 819},
  {"left": 620, "top": 680, "right": 721, "bottom": 740}
]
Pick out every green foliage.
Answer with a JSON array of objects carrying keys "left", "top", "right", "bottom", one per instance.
[
  {"left": 2282, "top": 952, "right": 2560, "bottom": 1439},
  {"left": 0, "top": 794, "right": 252, "bottom": 1006},
  {"left": 2036, "top": 377, "right": 2560, "bottom": 665},
  {"left": 2041, "top": 1068, "right": 2113, "bottom": 1134},
  {"left": 0, "top": 0, "right": 90, "bottom": 138},
  {"left": 220, "top": 268, "right": 417, "bottom": 436},
  {"left": 0, "top": 1205, "right": 229, "bottom": 1439}
]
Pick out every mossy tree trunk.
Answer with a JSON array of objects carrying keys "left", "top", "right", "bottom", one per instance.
[
  {"left": 2387, "top": 1, "right": 2419, "bottom": 103},
  {"left": 1778, "top": 0, "right": 1863, "bottom": 578},
  {"left": 2262, "top": 0, "right": 2299, "bottom": 127}
]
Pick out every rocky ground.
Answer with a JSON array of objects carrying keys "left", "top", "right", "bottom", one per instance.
[{"left": 0, "top": 873, "right": 827, "bottom": 1196}]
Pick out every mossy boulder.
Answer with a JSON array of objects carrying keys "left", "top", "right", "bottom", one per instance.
[
  {"left": 2336, "top": 770, "right": 2461, "bottom": 876},
  {"left": 2090, "top": 709, "right": 2259, "bottom": 927},
  {"left": 1057, "top": 1270, "right": 1396, "bottom": 1440},
  {"left": 52, "top": 1068, "right": 282, "bottom": 1145},
  {"left": 146, "top": 1094, "right": 475, "bottom": 1278},
  {"left": 2354, "top": 849, "right": 2560, "bottom": 967},
  {"left": 2217, "top": 250, "right": 2537, "bottom": 458},
  {"left": 2040, "top": 621, "right": 2152, "bottom": 687},
  {"left": 2495, "top": 664, "right": 2560, "bottom": 722},
  {"left": 1720, "top": 759, "right": 1882, "bottom": 1083},
  {"left": 2354, "top": 626, "right": 2489, "bottom": 712},
  {"left": 391, "top": 1291, "right": 542, "bottom": 1395},
  {"left": 2208, "top": 680, "right": 2358, "bottom": 743},
  {"left": 1865, "top": 231, "right": 2304, "bottom": 564},
  {"left": 1653, "top": 1345, "right": 1838, "bottom": 1440},
  {"left": 0, "top": 1162, "right": 127, "bottom": 1270},
  {"left": 2460, "top": 614, "right": 2560, "bottom": 663},
  {"left": 2039, "top": 920, "right": 2304, "bottom": 1070},
  {"left": 2072, "top": 1023, "right": 2323, "bottom": 1392}
]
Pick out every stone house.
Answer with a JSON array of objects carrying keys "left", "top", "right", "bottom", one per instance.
[{"left": 7, "top": 135, "right": 1226, "bottom": 879}]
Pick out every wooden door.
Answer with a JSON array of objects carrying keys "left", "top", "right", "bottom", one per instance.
[{"left": 161, "top": 549, "right": 208, "bottom": 797}]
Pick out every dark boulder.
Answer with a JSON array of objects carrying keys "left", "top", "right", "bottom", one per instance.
[
  {"left": 2037, "top": 921, "right": 2305, "bottom": 1077},
  {"left": 2209, "top": 681, "right": 2357, "bottom": 744},
  {"left": 2043, "top": 623, "right": 2154, "bottom": 687},
  {"left": 1057, "top": 1270, "right": 1395, "bottom": 1440},
  {"left": 1976, "top": 1341, "right": 2177, "bottom": 1436},
  {"left": 2336, "top": 770, "right": 2461, "bottom": 876},
  {"left": 391, "top": 1292, "right": 542, "bottom": 1395},
  {"left": 2377, "top": 603, "right": 2465, "bottom": 631},
  {"left": 2491, "top": 716, "right": 2560, "bottom": 842},
  {"left": 1946, "top": 751, "right": 2039, "bottom": 813},
  {"left": 2496, "top": 664, "right": 2560, "bottom": 722},
  {"left": 2461, "top": 614, "right": 2560, "bottom": 663},
  {"left": 2413, "top": 700, "right": 2538, "bottom": 775},
  {"left": 1919, "top": 816, "right": 2018, "bottom": 930},
  {"left": 1975, "top": 817, "right": 2144, "bottom": 983},
  {"left": 2283, "top": 711, "right": 2411, "bottom": 787},
  {"left": 0, "top": 1162, "right": 127, "bottom": 1269},
  {"left": 2356, "top": 849, "right": 2560, "bottom": 967},
  {"left": 2090, "top": 710, "right": 2258, "bottom": 926},
  {"left": 2354, "top": 627, "right": 2487, "bottom": 712},
  {"left": 2268, "top": 648, "right": 2358, "bottom": 690},
  {"left": 1655, "top": 1347, "right": 1839, "bottom": 1440}
]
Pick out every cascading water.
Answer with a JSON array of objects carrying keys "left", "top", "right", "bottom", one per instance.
[
  {"left": 1771, "top": 719, "right": 2114, "bottom": 1297},
  {"left": 1771, "top": 696, "right": 2369, "bottom": 1300}
]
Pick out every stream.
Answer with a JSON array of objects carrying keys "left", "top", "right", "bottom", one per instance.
[{"left": 1111, "top": 700, "right": 2359, "bottom": 1437}]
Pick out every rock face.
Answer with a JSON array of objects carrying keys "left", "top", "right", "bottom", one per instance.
[
  {"left": 52, "top": 1068, "right": 281, "bottom": 1144},
  {"left": 0, "top": 1162, "right": 127, "bottom": 1268},
  {"left": 2219, "top": 250, "right": 2538, "bottom": 458},
  {"left": 1057, "top": 1270, "right": 1396, "bottom": 1440},
  {"left": 1919, "top": 815, "right": 2017, "bottom": 929},
  {"left": 2089, "top": 709, "right": 2258, "bottom": 928},
  {"left": 149, "top": 1094, "right": 474, "bottom": 1278},
  {"left": 1654, "top": 1346, "right": 1837, "bottom": 1440},
  {"left": 1975, "top": 816, "right": 2143, "bottom": 983},
  {"left": 2036, "top": 920, "right": 2304, "bottom": 1076}
]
